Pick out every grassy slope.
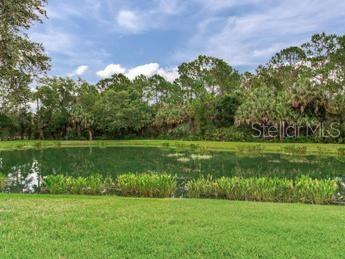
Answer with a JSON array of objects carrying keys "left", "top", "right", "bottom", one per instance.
[
  {"left": 0, "top": 194, "right": 344, "bottom": 258},
  {"left": 0, "top": 139, "right": 344, "bottom": 155}
]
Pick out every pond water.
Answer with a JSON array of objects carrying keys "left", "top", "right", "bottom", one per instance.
[{"left": 1, "top": 146, "right": 345, "bottom": 192}]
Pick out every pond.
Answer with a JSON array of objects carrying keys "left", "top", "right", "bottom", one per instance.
[{"left": 1, "top": 146, "right": 345, "bottom": 192}]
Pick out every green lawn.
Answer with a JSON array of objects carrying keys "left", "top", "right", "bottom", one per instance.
[
  {"left": 0, "top": 139, "right": 344, "bottom": 155},
  {"left": 0, "top": 194, "right": 344, "bottom": 258}
]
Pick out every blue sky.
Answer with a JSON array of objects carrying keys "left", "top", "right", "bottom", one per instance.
[{"left": 30, "top": 0, "right": 345, "bottom": 83}]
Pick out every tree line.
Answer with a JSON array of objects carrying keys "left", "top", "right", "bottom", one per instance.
[{"left": 1, "top": 1, "right": 345, "bottom": 142}]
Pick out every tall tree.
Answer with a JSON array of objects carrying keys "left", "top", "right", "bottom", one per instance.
[{"left": 0, "top": 0, "right": 50, "bottom": 111}]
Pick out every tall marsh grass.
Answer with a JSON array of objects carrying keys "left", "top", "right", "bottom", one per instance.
[
  {"left": 21, "top": 172, "right": 342, "bottom": 204},
  {"left": 117, "top": 173, "right": 177, "bottom": 197},
  {"left": 187, "top": 176, "right": 338, "bottom": 204},
  {"left": 43, "top": 174, "right": 114, "bottom": 195}
]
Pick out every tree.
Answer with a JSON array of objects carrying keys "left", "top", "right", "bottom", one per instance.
[
  {"left": 94, "top": 87, "right": 152, "bottom": 137},
  {"left": 214, "top": 95, "right": 241, "bottom": 127},
  {"left": 36, "top": 77, "right": 77, "bottom": 139},
  {"left": 0, "top": 0, "right": 50, "bottom": 112},
  {"left": 72, "top": 81, "right": 99, "bottom": 140},
  {"left": 177, "top": 55, "right": 241, "bottom": 99}
]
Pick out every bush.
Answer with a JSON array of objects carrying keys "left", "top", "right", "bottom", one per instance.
[
  {"left": 187, "top": 176, "right": 337, "bottom": 204},
  {"left": 43, "top": 174, "right": 114, "bottom": 195},
  {"left": 117, "top": 173, "right": 177, "bottom": 198}
]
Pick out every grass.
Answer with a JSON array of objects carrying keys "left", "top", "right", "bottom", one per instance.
[
  {"left": 1, "top": 139, "right": 345, "bottom": 155},
  {"left": 0, "top": 194, "right": 344, "bottom": 258}
]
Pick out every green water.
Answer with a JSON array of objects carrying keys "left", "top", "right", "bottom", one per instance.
[{"left": 1, "top": 146, "right": 345, "bottom": 181}]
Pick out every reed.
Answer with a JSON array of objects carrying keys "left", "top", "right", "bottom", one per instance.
[
  {"left": 117, "top": 173, "right": 177, "bottom": 198},
  {"left": 187, "top": 176, "right": 337, "bottom": 204}
]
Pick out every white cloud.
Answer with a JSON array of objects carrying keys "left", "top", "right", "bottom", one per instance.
[
  {"left": 194, "top": 0, "right": 261, "bottom": 11},
  {"left": 30, "top": 29, "right": 74, "bottom": 54},
  {"left": 96, "top": 63, "right": 179, "bottom": 82},
  {"left": 116, "top": 10, "right": 141, "bottom": 32},
  {"left": 157, "top": 67, "right": 179, "bottom": 82},
  {"left": 175, "top": 0, "right": 345, "bottom": 68},
  {"left": 96, "top": 64, "right": 126, "bottom": 78},
  {"left": 69, "top": 65, "right": 89, "bottom": 77},
  {"left": 126, "top": 63, "right": 160, "bottom": 80}
]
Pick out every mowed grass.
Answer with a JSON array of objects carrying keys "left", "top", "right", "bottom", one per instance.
[
  {"left": 0, "top": 139, "right": 345, "bottom": 155},
  {"left": 0, "top": 194, "right": 344, "bottom": 258}
]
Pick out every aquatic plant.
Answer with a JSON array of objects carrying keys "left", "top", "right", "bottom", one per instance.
[
  {"left": 166, "top": 153, "right": 184, "bottom": 157},
  {"left": 177, "top": 157, "right": 190, "bottom": 163},
  {"left": 294, "top": 176, "right": 338, "bottom": 204},
  {"left": 117, "top": 173, "right": 177, "bottom": 198},
  {"left": 43, "top": 174, "right": 114, "bottom": 195},
  {"left": 190, "top": 154, "right": 212, "bottom": 160},
  {"left": 187, "top": 176, "right": 337, "bottom": 204}
]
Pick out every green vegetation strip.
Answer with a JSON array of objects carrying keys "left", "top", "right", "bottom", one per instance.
[
  {"left": 18, "top": 173, "right": 341, "bottom": 204},
  {"left": 0, "top": 194, "right": 344, "bottom": 258},
  {"left": 1, "top": 140, "right": 345, "bottom": 155}
]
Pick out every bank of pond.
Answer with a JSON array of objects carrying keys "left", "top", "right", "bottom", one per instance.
[{"left": 0, "top": 146, "right": 344, "bottom": 204}]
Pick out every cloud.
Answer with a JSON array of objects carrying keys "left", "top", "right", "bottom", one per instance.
[
  {"left": 175, "top": 0, "right": 345, "bottom": 69},
  {"left": 96, "top": 64, "right": 126, "bottom": 78},
  {"left": 126, "top": 63, "right": 160, "bottom": 79},
  {"left": 96, "top": 63, "right": 179, "bottom": 82},
  {"left": 116, "top": 10, "right": 142, "bottom": 32},
  {"left": 30, "top": 29, "right": 74, "bottom": 54},
  {"left": 69, "top": 65, "right": 89, "bottom": 77}
]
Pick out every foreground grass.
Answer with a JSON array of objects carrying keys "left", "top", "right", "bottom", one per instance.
[
  {"left": 1, "top": 139, "right": 344, "bottom": 155},
  {"left": 0, "top": 194, "right": 344, "bottom": 258}
]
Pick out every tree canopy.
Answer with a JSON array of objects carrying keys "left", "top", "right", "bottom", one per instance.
[{"left": 1, "top": 1, "right": 344, "bottom": 142}]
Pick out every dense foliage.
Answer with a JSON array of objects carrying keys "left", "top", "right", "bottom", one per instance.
[{"left": 1, "top": 2, "right": 345, "bottom": 142}]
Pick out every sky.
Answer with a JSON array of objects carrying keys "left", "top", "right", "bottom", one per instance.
[{"left": 29, "top": 0, "right": 345, "bottom": 83}]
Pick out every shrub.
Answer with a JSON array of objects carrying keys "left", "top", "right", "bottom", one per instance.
[
  {"left": 43, "top": 174, "right": 114, "bottom": 195},
  {"left": 187, "top": 176, "right": 337, "bottom": 204},
  {"left": 117, "top": 173, "right": 177, "bottom": 198}
]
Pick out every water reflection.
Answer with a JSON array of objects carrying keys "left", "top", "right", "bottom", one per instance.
[{"left": 3, "top": 160, "right": 42, "bottom": 193}]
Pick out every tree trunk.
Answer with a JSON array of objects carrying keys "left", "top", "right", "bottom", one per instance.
[
  {"left": 279, "top": 121, "right": 285, "bottom": 142},
  {"left": 39, "top": 127, "right": 44, "bottom": 140},
  {"left": 88, "top": 128, "right": 93, "bottom": 141}
]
